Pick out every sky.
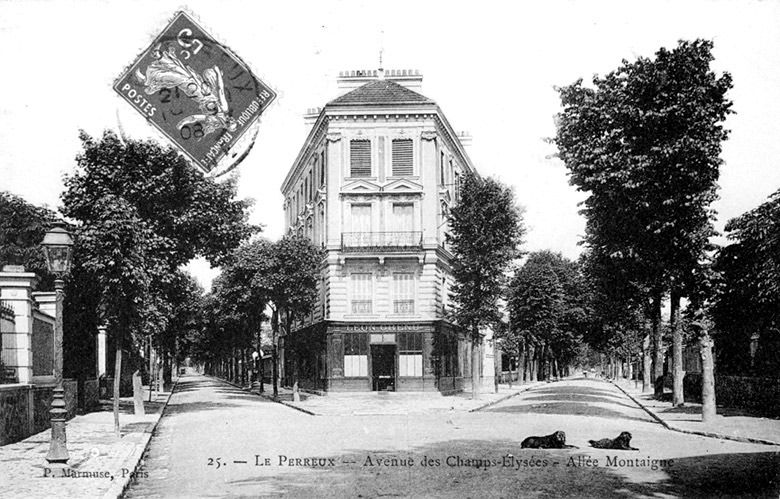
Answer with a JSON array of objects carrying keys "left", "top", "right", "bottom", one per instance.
[{"left": 1, "top": 0, "right": 779, "bottom": 290}]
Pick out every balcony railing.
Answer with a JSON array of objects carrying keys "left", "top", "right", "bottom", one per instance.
[
  {"left": 342, "top": 231, "right": 423, "bottom": 252},
  {"left": 351, "top": 300, "right": 373, "bottom": 314},
  {"left": 393, "top": 300, "right": 415, "bottom": 314}
]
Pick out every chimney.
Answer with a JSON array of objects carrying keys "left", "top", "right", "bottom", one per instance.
[
  {"left": 304, "top": 107, "right": 322, "bottom": 126},
  {"left": 457, "top": 131, "right": 472, "bottom": 149},
  {"left": 335, "top": 68, "right": 423, "bottom": 96}
]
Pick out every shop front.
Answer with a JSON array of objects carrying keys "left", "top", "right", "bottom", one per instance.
[{"left": 284, "top": 320, "right": 467, "bottom": 394}]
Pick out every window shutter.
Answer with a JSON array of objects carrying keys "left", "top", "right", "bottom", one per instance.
[
  {"left": 350, "top": 140, "right": 371, "bottom": 177},
  {"left": 392, "top": 139, "right": 413, "bottom": 176}
]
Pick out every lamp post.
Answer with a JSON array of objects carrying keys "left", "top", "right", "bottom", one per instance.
[{"left": 42, "top": 221, "right": 74, "bottom": 464}]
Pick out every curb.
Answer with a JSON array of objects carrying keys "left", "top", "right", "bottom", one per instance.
[
  {"left": 103, "top": 376, "right": 181, "bottom": 499},
  {"left": 207, "top": 375, "right": 318, "bottom": 416},
  {"left": 610, "top": 380, "right": 780, "bottom": 447},
  {"left": 469, "top": 382, "right": 546, "bottom": 413}
]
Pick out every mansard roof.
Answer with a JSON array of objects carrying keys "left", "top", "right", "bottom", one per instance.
[{"left": 327, "top": 80, "right": 434, "bottom": 107}]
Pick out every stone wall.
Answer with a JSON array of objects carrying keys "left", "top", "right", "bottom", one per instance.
[
  {"left": 0, "top": 380, "right": 81, "bottom": 445},
  {"left": 0, "top": 385, "right": 32, "bottom": 445},
  {"left": 81, "top": 378, "right": 99, "bottom": 410}
]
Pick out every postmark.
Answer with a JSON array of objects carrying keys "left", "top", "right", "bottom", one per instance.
[{"left": 113, "top": 11, "right": 276, "bottom": 173}]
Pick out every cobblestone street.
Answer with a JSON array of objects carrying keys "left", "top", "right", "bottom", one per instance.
[{"left": 0, "top": 389, "right": 170, "bottom": 499}]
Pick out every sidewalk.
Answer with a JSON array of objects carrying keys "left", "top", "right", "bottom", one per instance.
[
  {"left": 0, "top": 382, "right": 175, "bottom": 499},
  {"left": 611, "top": 377, "right": 780, "bottom": 446},
  {"left": 239, "top": 379, "right": 547, "bottom": 416}
]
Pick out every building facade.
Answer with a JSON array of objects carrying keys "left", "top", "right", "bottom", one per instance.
[{"left": 279, "top": 69, "right": 494, "bottom": 393}]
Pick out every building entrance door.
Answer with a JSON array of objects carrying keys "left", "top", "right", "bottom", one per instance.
[{"left": 371, "top": 344, "right": 396, "bottom": 391}]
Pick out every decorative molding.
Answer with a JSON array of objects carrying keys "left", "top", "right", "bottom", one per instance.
[
  {"left": 326, "top": 131, "right": 342, "bottom": 143},
  {"left": 420, "top": 130, "right": 438, "bottom": 141}
]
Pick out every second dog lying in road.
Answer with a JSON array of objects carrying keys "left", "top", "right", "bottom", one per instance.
[
  {"left": 521, "top": 431, "right": 578, "bottom": 449},
  {"left": 588, "top": 431, "right": 639, "bottom": 450}
]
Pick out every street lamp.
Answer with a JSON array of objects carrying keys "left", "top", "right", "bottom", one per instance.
[{"left": 42, "top": 220, "right": 74, "bottom": 464}]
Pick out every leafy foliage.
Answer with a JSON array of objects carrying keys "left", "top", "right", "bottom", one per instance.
[
  {"left": 555, "top": 39, "right": 732, "bottom": 297},
  {"left": 60, "top": 130, "right": 255, "bottom": 357},
  {"left": 712, "top": 189, "right": 780, "bottom": 375},
  {"left": 507, "top": 251, "right": 587, "bottom": 368},
  {"left": 554, "top": 39, "right": 733, "bottom": 379},
  {"left": 448, "top": 173, "right": 525, "bottom": 335},
  {"left": 0, "top": 191, "right": 56, "bottom": 287}
]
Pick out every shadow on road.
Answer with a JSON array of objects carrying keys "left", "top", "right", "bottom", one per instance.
[
  {"left": 222, "top": 438, "right": 780, "bottom": 498},
  {"left": 485, "top": 384, "right": 654, "bottom": 423},
  {"left": 520, "top": 393, "right": 641, "bottom": 411},
  {"left": 485, "top": 401, "right": 654, "bottom": 423}
]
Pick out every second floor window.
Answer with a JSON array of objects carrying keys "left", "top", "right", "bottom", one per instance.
[
  {"left": 350, "top": 273, "right": 373, "bottom": 314},
  {"left": 392, "top": 139, "right": 413, "bottom": 176},
  {"left": 350, "top": 140, "right": 371, "bottom": 177},
  {"left": 393, "top": 273, "right": 415, "bottom": 314},
  {"left": 391, "top": 203, "right": 413, "bottom": 232}
]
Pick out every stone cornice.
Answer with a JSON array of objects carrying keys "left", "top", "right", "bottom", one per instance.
[{"left": 281, "top": 112, "right": 330, "bottom": 194}]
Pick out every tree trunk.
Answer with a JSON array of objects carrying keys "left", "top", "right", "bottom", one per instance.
[
  {"left": 651, "top": 293, "right": 665, "bottom": 399},
  {"left": 272, "top": 308, "right": 279, "bottom": 398},
  {"left": 507, "top": 350, "right": 513, "bottom": 388},
  {"left": 642, "top": 334, "right": 652, "bottom": 392},
  {"left": 700, "top": 332, "right": 717, "bottom": 424},
  {"left": 517, "top": 345, "right": 525, "bottom": 385},
  {"left": 518, "top": 346, "right": 526, "bottom": 384},
  {"left": 529, "top": 345, "right": 537, "bottom": 382},
  {"left": 671, "top": 290, "right": 685, "bottom": 407},
  {"left": 258, "top": 355, "right": 264, "bottom": 393},
  {"left": 148, "top": 340, "right": 154, "bottom": 402},
  {"left": 113, "top": 337, "right": 122, "bottom": 437},
  {"left": 493, "top": 339, "right": 499, "bottom": 393},
  {"left": 471, "top": 332, "right": 479, "bottom": 400}
]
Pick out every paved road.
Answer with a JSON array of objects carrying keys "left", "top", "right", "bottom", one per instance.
[{"left": 124, "top": 375, "right": 779, "bottom": 498}]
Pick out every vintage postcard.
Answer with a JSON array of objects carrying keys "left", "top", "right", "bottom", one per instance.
[{"left": 0, "top": 1, "right": 778, "bottom": 498}]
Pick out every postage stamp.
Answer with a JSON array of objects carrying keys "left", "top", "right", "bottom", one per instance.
[{"left": 113, "top": 11, "right": 276, "bottom": 173}]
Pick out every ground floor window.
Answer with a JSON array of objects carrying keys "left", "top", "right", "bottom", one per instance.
[
  {"left": 344, "top": 333, "right": 368, "bottom": 377},
  {"left": 398, "top": 331, "right": 423, "bottom": 377}
]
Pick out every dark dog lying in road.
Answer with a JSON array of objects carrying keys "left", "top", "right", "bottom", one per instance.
[
  {"left": 589, "top": 431, "right": 639, "bottom": 450},
  {"left": 521, "top": 431, "right": 578, "bottom": 449}
]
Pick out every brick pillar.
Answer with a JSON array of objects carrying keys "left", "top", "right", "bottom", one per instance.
[{"left": 0, "top": 266, "right": 39, "bottom": 384}]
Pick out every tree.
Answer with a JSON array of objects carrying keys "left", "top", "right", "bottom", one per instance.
[
  {"left": 0, "top": 191, "right": 55, "bottom": 284},
  {"left": 61, "top": 131, "right": 255, "bottom": 433},
  {"left": 199, "top": 234, "right": 323, "bottom": 396},
  {"left": 448, "top": 173, "right": 525, "bottom": 398},
  {"left": 213, "top": 239, "right": 273, "bottom": 386},
  {"left": 262, "top": 234, "right": 324, "bottom": 397},
  {"left": 508, "top": 256, "right": 563, "bottom": 382},
  {"left": 75, "top": 195, "right": 161, "bottom": 434},
  {"left": 712, "top": 189, "right": 780, "bottom": 376},
  {"left": 507, "top": 251, "right": 586, "bottom": 382},
  {"left": 554, "top": 39, "right": 733, "bottom": 403},
  {"left": 581, "top": 249, "right": 649, "bottom": 388}
]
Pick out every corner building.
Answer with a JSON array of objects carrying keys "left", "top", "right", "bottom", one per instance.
[{"left": 280, "top": 69, "right": 493, "bottom": 393}]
